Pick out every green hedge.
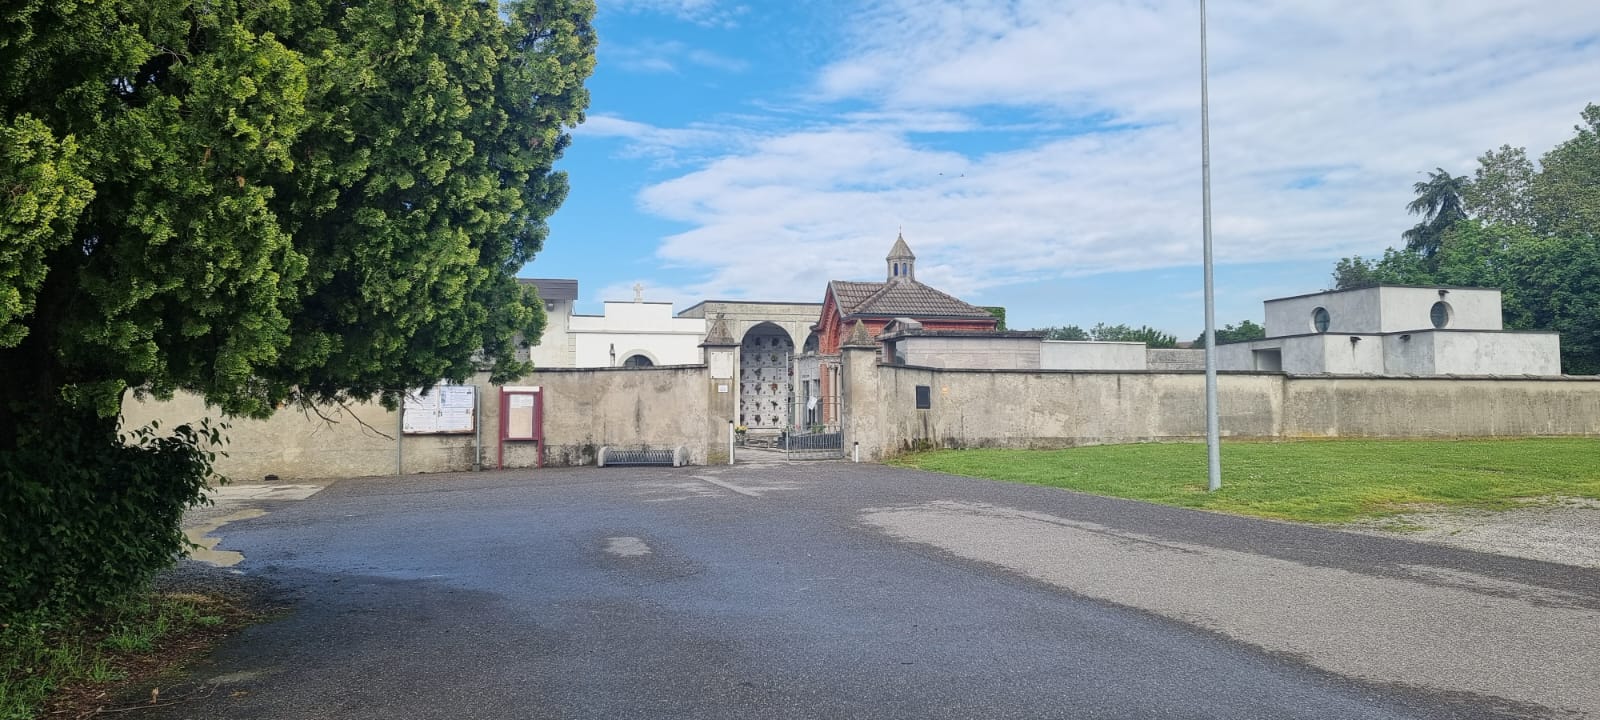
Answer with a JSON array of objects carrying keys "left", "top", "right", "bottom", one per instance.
[{"left": 0, "top": 418, "right": 221, "bottom": 623}]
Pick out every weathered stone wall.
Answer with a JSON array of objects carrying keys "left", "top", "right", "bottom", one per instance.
[
  {"left": 1145, "top": 348, "right": 1205, "bottom": 371},
  {"left": 1279, "top": 376, "right": 1600, "bottom": 438},
  {"left": 1040, "top": 340, "right": 1145, "bottom": 370},
  {"left": 900, "top": 335, "right": 1043, "bottom": 369},
  {"left": 122, "top": 365, "right": 714, "bottom": 480},
  {"left": 527, "top": 365, "right": 710, "bottom": 467},
  {"left": 121, "top": 391, "right": 416, "bottom": 482},
  {"left": 859, "top": 366, "right": 1600, "bottom": 458}
]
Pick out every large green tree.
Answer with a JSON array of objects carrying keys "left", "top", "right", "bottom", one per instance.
[
  {"left": 1400, "top": 167, "right": 1468, "bottom": 260},
  {"left": 1, "top": 0, "right": 595, "bottom": 617},
  {"left": 1463, "top": 145, "right": 1535, "bottom": 227},
  {"left": 1326, "top": 103, "right": 1600, "bottom": 373},
  {"left": 0, "top": 0, "right": 595, "bottom": 442},
  {"left": 1531, "top": 104, "right": 1600, "bottom": 241}
]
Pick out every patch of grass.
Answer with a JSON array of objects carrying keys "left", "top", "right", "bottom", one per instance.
[
  {"left": 1, "top": 590, "right": 252, "bottom": 720},
  {"left": 890, "top": 438, "right": 1600, "bottom": 524}
]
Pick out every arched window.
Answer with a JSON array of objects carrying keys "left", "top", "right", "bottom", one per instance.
[{"left": 622, "top": 354, "right": 653, "bottom": 367}]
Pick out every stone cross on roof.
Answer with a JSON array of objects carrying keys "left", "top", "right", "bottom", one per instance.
[{"left": 633, "top": 282, "right": 644, "bottom": 302}]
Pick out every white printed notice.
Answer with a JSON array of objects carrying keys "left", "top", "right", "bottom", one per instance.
[
  {"left": 402, "top": 384, "right": 476, "bottom": 434},
  {"left": 506, "top": 393, "right": 537, "bottom": 439}
]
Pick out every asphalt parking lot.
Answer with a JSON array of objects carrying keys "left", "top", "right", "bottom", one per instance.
[{"left": 159, "top": 460, "right": 1600, "bottom": 719}]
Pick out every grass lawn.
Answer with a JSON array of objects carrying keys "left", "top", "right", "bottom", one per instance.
[{"left": 889, "top": 438, "right": 1600, "bottom": 523}]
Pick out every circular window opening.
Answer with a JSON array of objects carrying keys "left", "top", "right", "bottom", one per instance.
[
  {"left": 622, "top": 354, "right": 654, "bottom": 367},
  {"left": 1311, "top": 307, "right": 1330, "bottom": 333},
  {"left": 1430, "top": 301, "right": 1451, "bottom": 329}
]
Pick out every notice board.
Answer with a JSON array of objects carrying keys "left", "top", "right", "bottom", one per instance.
[
  {"left": 402, "top": 384, "right": 477, "bottom": 434},
  {"left": 498, "top": 386, "right": 543, "bottom": 469},
  {"left": 506, "top": 393, "right": 537, "bottom": 440}
]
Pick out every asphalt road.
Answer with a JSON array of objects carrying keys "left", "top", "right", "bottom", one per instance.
[{"left": 157, "top": 459, "right": 1600, "bottom": 719}]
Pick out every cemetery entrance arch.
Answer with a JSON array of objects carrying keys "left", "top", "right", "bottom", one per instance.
[{"left": 739, "top": 322, "right": 795, "bottom": 433}]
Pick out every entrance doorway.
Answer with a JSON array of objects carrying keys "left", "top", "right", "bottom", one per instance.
[{"left": 740, "top": 323, "right": 794, "bottom": 431}]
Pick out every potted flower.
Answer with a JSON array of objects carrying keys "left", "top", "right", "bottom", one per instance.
[{"left": 734, "top": 424, "right": 748, "bottom": 445}]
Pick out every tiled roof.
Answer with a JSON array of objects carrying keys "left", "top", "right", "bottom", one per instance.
[
  {"left": 828, "top": 280, "right": 995, "bottom": 320},
  {"left": 829, "top": 281, "right": 887, "bottom": 314}
]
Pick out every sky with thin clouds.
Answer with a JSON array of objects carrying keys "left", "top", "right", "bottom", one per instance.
[{"left": 536, "top": 0, "right": 1600, "bottom": 337}]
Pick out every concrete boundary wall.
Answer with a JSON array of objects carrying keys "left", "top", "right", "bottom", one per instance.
[
  {"left": 122, "top": 364, "right": 716, "bottom": 481},
  {"left": 122, "top": 357, "right": 1600, "bottom": 479},
  {"left": 851, "top": 365, "right": 1600, "bottom": 460},
  {"left": 531, "top": 365, "right": 710, "bottom": 467}
]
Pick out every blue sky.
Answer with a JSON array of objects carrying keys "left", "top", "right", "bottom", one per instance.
[{"left": 534, "top": 0, "right": 1600, "bottom": 339}]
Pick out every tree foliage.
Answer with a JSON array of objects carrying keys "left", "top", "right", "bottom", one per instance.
[
  {"left": 1530, "top": 104, "right": 1600, "bottom": 241},
  {"left": 1040, "top": 325, "right": 1089, "bottom": 341},
  {"left": 1037, "top": 323, "right": 1178, "bottom": 347},
  {"left": 981, "top": 306, "right": 1007, "bottom": 331},
  {"left": 0, "top": 0, "right": 596, "bottom": 619},
  {"left": 1193, "top": 320, "right": 1265, "bottom": 348},
  {"left": 1, "top": 0, "right": 595, "bottom": 431},
  {"left": 1464, "top": 145, "right": 1535, "bottom": 227},
  {"left": 1400, "top": 167, "right": 1468, "bottom": 260},
  {"left": 2, "top": 420, "right": 224, "bottom": 621},
  {"left": 1327, "top": 103, "right": 1600, "bottom": 373},
  {"left": 1088, "top": 323, "right": 1179, "bottom": 348}
]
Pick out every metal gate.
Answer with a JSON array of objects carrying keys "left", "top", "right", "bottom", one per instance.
[
  {"left": 778, "top": 429, "right": 843, "bottom": 460},
  {"left": 779, "top": 397, "right": 843, "bottom": 459}
]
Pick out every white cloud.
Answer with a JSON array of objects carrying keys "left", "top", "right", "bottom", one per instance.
[
  {"left": 600, "top": 0, "right": 748, "bottom": 28},
  {"left": 605, "top": 0, "right": 1600, "bottom": 304},
  {"left": 604, "top": 39, "right": 749, "bottom": 75},
  {"left": 573, "top": 113, "right": 749, "bottom": 165}
]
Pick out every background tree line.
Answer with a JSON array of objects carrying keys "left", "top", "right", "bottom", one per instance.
[
  {"left": 1033, "top": 320, "right": 1264, "bottom": 348},
  {"left": 1331, "top": 103, "right": 1600, "bottom": 374}
]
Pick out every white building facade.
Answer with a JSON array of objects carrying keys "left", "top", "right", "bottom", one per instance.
[
  {"left": 570, "top": 301, "right": 706, "bottom": 367},
  {"left": 1216, "top": 286, "right": 1561, "bottom": 376},
  {"left": 519, "top": 279, "right": 706, "bottom": 368}
]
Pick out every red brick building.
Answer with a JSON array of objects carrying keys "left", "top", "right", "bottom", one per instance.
[{"left": 805, "top": 234, "right": 998, "bottom": 424}]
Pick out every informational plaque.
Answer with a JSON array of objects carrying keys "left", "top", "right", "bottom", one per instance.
[
  {"left": 402, "top": 384, "right": 476, "bottom": 435},
  {"left": 709, "top": 352, "right": 733, "bottom": 379}
]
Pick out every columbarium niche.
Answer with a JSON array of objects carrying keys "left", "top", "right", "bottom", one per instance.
[{"left": 739, "top": 323, "right": 794, "bottom": 431}]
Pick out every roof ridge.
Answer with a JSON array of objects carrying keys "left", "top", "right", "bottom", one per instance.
[
  {"left": 910, "top": 280, "right": 986, "bottom": 313},
  {"left": 854, "top": 279, "right": 989, "bottom": 317}
]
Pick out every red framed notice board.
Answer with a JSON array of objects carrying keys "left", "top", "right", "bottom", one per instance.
[{"left": 498, "top": 386, "right": 543, "bottom": 469}]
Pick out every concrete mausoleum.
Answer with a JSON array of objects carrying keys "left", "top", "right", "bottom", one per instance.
[{"left": 1215, "top": 285, "right": 1562, "bottom": 376}]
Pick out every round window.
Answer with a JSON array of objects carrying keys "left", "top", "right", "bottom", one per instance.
[
  {"left": 1311, "top": 307, "right": 1330, "bottom": 333},
  {"left": 1430, "top": 301, "right": 1451, "bottom": 329}
]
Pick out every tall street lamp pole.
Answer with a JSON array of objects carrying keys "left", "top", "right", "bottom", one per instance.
[{"left": 1200, "top": 0, "right": 1222, "bottom": 492}]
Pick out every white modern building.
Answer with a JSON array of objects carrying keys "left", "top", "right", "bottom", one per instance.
[
  {"left": 519, "top": 279, "right": 706, "bottom": 368},
  {"left": 1215, "top": 285, "right": 1562, "bottom": 376}
]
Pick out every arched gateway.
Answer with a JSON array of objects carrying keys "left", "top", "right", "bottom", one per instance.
[{"left": 739, "top": 322, "right": 794, "bottom": 431}]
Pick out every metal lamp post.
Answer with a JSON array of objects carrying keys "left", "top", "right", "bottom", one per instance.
[{"left": 1200, "top": 0, "right": 1222, "bottom": 491}]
